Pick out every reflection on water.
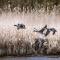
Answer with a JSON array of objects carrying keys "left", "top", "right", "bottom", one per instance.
[{"left": 0, "top": 56, "right": 60, "bottom": 60}]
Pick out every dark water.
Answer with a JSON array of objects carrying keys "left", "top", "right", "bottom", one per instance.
[{"left": 0, "top": 56, "right": 60, "bottom": 60}]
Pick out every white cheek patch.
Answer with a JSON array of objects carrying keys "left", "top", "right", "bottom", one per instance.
[{"left": 43, "top": 29, "right": 47, "bottom": 34}]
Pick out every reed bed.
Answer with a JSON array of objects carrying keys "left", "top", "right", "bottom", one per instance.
[
  {"left": 0, "top": 24, "right": 59, "bottom": 56},
  {"left": 0, "top": 0, "right": 60, "bottom": 14}
]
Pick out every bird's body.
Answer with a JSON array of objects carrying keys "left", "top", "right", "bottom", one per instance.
[
  {"left": 39, "top": 25, "right": 47, "bottom": 34},
  {"left": 44, "top": 29, "right": 51, "bottom": 36}
]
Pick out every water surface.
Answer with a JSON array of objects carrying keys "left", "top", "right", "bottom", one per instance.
[{"left": 0, "top": 56, "right": 60, "bottom": 60}]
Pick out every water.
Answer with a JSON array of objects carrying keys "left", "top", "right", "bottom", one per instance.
[{"left": 0, "top": 56, "right": 60, "bottom": 60}]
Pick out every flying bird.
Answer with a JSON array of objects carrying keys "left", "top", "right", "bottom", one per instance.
[
  {"left": 34, "top": 25, "right": 57, "bottom": 37},
  {"left": 14, "top": 23, "right": 25, "bottom": 30}
]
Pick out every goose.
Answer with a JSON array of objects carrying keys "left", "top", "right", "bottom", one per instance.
[{"left": 14, "top": 23, "right": 25, "bottom": 30}]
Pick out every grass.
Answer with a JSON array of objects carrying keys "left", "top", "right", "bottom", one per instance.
[
  {"left": 0, "top": 0, "right": 60, "bottom": 13},
  {"left": 0, "top": 25, "right": 59, "bottom": 56}
]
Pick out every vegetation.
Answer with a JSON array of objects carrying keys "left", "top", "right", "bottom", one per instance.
[
  {"left": 0, "top": 27, "right": 60, "bottom": 56},
  {"left": 0, "top": 0, "right": 60, "bottom": 57},
  {"left": 0, "top": 0, "right": 60, "bottom": 13}
]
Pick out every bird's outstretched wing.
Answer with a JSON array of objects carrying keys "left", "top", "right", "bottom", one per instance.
[
  {"left": 43, "top": 25, "right": 47, "bottom": 29},
  {"left": 39, "top": 25, "right": 47, "bottom": 33}
]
